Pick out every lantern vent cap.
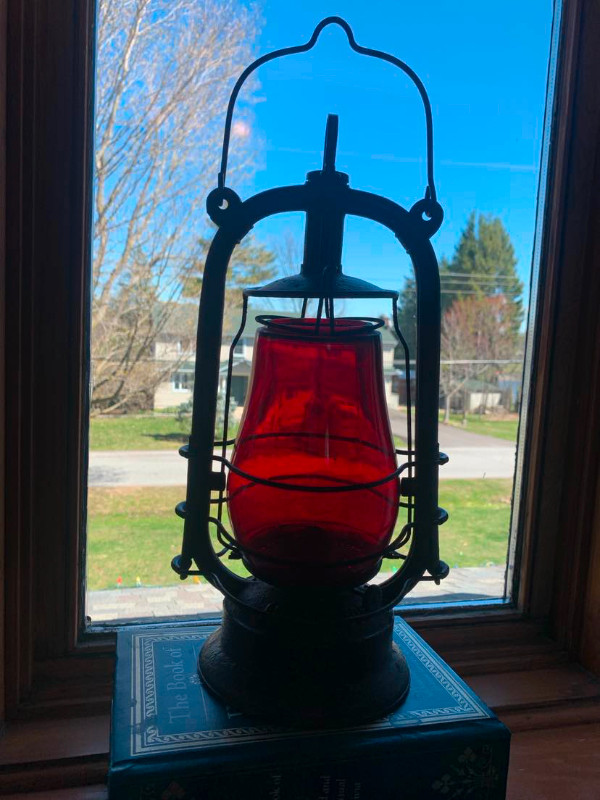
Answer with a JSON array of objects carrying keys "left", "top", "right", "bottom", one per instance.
[{"left": 246, "top": 114, "right": 398, "bottom": 301}]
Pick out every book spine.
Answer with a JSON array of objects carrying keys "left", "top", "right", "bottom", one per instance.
[{"left": 109, "top": 727, "right": 510, "bottom": 800}]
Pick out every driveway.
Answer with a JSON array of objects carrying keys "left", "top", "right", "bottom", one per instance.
[
  {"left": 387, "top": 408, "right": 517, "bottom": 480},
  {"left": 387, "top": 408, "right": 515, "bottom": 450}
]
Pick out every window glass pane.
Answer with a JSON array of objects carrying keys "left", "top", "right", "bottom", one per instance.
[{"left": 86, "top": 0, "right": 557, "bottom": 624}]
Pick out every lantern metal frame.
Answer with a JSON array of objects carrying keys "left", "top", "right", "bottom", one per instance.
[{"left": 172, "top": 16, "right": 449, "bottom": 724}]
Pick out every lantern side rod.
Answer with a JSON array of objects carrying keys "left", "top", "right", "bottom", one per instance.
[
  {"left": 392, "top": 297, "right": 413, "bottom": 530},
  {"left": 218, "top": 297, "right": 249, "bottom": 523},
  {"left": 217, "top": 16, "right": 437, "bottom": 207},
  {"left": 378, "top": 242, "right": 448, "bottom": 607},
  {"left": 178, "top": 227, "right": 249, "bottom": 594}
]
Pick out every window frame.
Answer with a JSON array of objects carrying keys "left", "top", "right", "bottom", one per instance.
[{"left": 4, "top": 0, "right": 600, "bottom": 725}]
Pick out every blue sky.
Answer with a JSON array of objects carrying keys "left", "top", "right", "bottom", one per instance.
[{"left": 233, "top": 0, "right": 555, "bottom": 316}]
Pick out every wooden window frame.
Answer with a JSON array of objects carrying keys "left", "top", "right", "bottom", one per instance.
[{"left": 2, "top": 0, "right": 600, "bottom": 747}]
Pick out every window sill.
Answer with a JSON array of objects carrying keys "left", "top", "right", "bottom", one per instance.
[
  {"left": 2, "top": 624, "right": 600, "bottom": 797},
  {"left": 6, "top": 724, "right": 600, "bottom": 800}
]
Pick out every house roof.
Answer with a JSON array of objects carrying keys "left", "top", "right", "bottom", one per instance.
[
  {"left": 219, "top": 357, "right": 252, "bottom": 374},
  {"left": 173, "top": 360, "right": 196, "bottom": 372},
  {"left": 462, "top": 379, "right": 503, "bottom": 393},
  {"left": 223, "top": 307, "right": 299, "bottom": 339},
  {"left": 380, "top": 326, "right": 398, "bottom": 346},
  {"left": 226, "top": 307, "right": 398, "bottom": 346},
  {"left": 154, "top": 302, "right": 198, "bottom": 337},
  {"left": 156, "top": 302, "right": 399, "bottom": 345}
]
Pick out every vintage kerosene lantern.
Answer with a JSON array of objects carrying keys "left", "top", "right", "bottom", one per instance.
[{"left": 173, "top": 17, "right": 448, "bottom": 725}]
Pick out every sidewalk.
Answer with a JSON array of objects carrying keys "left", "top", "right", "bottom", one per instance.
[{"left": 87, "top": 565, "right": 506, "bottom": 624}]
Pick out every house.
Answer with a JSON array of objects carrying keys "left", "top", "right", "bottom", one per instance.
[
  {"left": 497, "top": 372, "right": 522, "bottom": 412},
  {"left": 151, "top": 304, "right": 272, "bottom": 411},
  {"left": 152, "top": 302, "right": 198, "bottom": 410},
  {"left": 153, "top": 303, "right": 198, "bottom": 364},
  {"left": 153, "top": 307, "right": 401, "bottom": 412},
  {"left": 445, "top": 379, "right": 504, "bottom": 413}
]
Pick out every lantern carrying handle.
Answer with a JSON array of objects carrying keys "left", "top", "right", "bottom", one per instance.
[{"left": 218, "top": 15, "right": 438, "bottom": 208}]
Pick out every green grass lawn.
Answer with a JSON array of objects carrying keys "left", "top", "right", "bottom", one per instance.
[
  {"left": 90, "top": 412, "right": 517, "bottom": 450},
  {"left": 382, "top": 477, "right": 512, "bottom": 573},
  {"left": 86, "top": 479, "right": 512, "bottom": 590},
  {"left": 439, "top": 412, "right": 519, "bottom": 442},
  {"left": 90, "top": 414, "right": 239, "bottom": 451},
  {"left": 91, "top": 415, "right": 401, "bottom": 451},
  {"left": 90, "top": 415, "right": 192, "bottom": 450},
  {"left": 86, "top": 486, "right": 251, "bottom": 590}
]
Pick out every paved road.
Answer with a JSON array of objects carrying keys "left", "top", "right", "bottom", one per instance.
[
  {"left": 89, "top": 435, "right": 517, "bottom": 487},
  {"left": 89, "top": 450, "right": 189, "bottom": 487},
  {"left": 387, "top": 408, "right": 515, "bottom": 450}
]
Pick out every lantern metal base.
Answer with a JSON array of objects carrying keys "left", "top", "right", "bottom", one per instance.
[{"left": 198, "top": 581, "right": 410, "bottom": 726}]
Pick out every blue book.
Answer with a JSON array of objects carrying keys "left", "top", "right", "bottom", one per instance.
[{"left": 109, "top": 618, "right": 510, "bottom": 799}]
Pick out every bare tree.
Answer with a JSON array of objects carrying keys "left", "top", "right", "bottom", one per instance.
[
  {"left": 440, "top": 295, "right": 518, "bottom": 422},
  {"left": 271, "top": 231, "right": 308, "bottom": 315},
  {"left": 91, "top": 0, "right": 261, "bottom": 413},
  {"left": 269, "top": 230, "right": 347, "bottom": 317}
]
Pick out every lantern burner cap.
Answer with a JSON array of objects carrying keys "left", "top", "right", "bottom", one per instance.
[{"left": 244, "top": 272, "right": 399, "bottom": 300}]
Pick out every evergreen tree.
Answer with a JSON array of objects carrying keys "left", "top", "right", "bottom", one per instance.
[
  {"left": 439, "top": 212, "right": 524, "bottom": 332},
  {"left": 395, "top": 212, "right": 523, "bottom": 363},
  {"left": 395, "top": 275, "right": 418, "bottom": 360}
]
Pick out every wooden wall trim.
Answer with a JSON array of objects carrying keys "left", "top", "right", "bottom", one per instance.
[
  {"left": 578, "top": 137, "right": 600, "bottom": 674},
  {"left": 514, "top": 0, "right": 600, "bottom": 660},
  {"left": 2, "top": 655, "right": 600, "bottom": 794},
  {"left": 541, "top": 0, "right": 600, "bottom": 656},
  {"left": 0, "top": 0, "right": 6, "bottom": 727},
  {"left": 515, "top": 0, "right": 582, "bottom": 617},
  {"left": 3, "top": 0, "right": 97, "bottom": 716},
  {"left": 4, "top": 0, "right": 35, "bottom": 717}
]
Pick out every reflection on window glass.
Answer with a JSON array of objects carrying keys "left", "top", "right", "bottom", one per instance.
[{"left": 86, "top": 0, "right": 555, "bottom": 623}]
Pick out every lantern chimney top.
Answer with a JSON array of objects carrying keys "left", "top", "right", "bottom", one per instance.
[
  {"left": 323, "top": 113, "right": 339, "bottom": 173},
  {"left": 305, "top": 113, "right": 348, "bottom": 186}
]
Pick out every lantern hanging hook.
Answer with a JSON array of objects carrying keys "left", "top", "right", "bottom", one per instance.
[{"left": 217, "top": 16, "right": 438, "bottom": 207}]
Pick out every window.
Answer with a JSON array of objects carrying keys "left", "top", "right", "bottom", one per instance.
[
  {"left": 5, "top": 0, "right": 600, "bottom": 730},
  {"left": 171, "top": 371, "right": 193, "bottom": 392},
  {"left": 84, "top": 0, "right": 556, "bottom": 623}
]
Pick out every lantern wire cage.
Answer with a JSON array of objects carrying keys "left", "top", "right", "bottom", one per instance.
[
  {"left": 201, "top": 292, "right": 417, "bottom": 574},
  {"left": 175, "top": 291, "right": 449, "bottom": 591}
]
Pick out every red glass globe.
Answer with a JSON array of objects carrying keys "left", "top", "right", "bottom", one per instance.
[{"left": 227, "top": 317, "right": 400, "bottom": 588}]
